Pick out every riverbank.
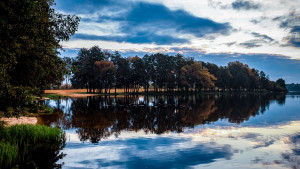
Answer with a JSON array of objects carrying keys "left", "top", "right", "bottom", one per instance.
[
  {"left": 44, "top": 88, "right": 146, "bottom": 97},
  {"left": 45, "top": 89, "right": 103, "bottom": 97},
  {"left": 0, "top": 117, "right": 38, "bottom": 126},
  {"left": 44, "top": 88, "right": 287, "bottom": 98}
]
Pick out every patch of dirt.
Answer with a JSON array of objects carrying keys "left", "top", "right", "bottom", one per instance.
[
  {"left": 44, "top": 89, "right": 141, "bottom": 97},
  {"left": 44, "top": 89, "right": 99, "bottom": 97},
  {"left": 1, "top": 117, "right": 37, "bottom": 126}
]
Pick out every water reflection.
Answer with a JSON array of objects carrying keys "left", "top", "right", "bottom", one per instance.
[
  {"left": 36, "top": 93, "right": 300, "bottom": 169},
  {"left": 281, "top": 134, "right": 300, "bottom": 168},
  {"left": 40, "top": 94, "right": 287, "bottom": 143},
  {"left": 62, "top": 137, "right": 233, "bottom": 169}
]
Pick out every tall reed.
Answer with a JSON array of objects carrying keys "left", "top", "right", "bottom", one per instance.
[{"left": 0, "top": 124, "right": 66, "bottom": 169}]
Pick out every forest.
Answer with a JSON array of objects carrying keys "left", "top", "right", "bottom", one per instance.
[
  {"left": 67, "top": 46, "right": 288, "bottom": 94},
  {"left": 286, "top": 83, "right": 300, "bottom": 91}
]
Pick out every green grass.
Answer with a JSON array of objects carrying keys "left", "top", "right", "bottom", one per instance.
[
  {"left": 0, "top": 124, "right": 66, "bottom": 169},
  {"left": 0, "top": 142, "right": 18, "bottom": 167},
  {"left": 42, "top": 93, "right": 69, "bottom": 99}
]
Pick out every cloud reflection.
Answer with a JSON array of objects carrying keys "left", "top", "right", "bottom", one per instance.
[{"left": 62, "top": 137, "right": 233, "bottom": 169}]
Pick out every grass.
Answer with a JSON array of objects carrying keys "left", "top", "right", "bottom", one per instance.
[
  {"left": 42, "top": 93, "right": 69, "bottom": 99},
  {"left": 0, "top": 124, "right": 66, "bottom": 169},
  {"left": 0, "top": 142, "right": 18, "bottom": 167}
]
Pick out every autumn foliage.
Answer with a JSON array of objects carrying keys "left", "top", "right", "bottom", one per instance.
[{"left": 70, "top": 46, "right": 287, "bottom": 93}]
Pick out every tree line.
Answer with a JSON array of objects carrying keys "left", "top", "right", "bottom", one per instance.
[
  {"left": 286, "top": 83, "right": 300, "bottom": 91},
  {"left": 68, "top": 46, "right": 288, "bottom": 94}
]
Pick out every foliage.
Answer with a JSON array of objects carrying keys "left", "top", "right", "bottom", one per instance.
[
  {"left": 70, "top": 47, "right": 287, "bottom": 93},
  {"left": 94, "top": 60, "right": 116, "bottom": 93},
  {"left": 274, "top": 78, "right": 288, "bottom": 92},
  {"left": 0, "top": 124, "right": 66, "bottom": 169},
  {"left": 286, "top": 83, "right": 300, "bottom": 91},
  {"left": 180, "top": 62, "right": 216, "bottom": 91},
  {"left": 0, "top": 0, "right": 79, "bottom": 114},
  {"left": 71, "top": 46, "right": 110, "bottom": 93}
]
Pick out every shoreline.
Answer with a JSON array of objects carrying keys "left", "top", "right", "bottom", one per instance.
[
  {"left": 44, "top": 89, "right": 288, "bottom": 98},
  {"left": 0, "top": 117, "right": 38, "bottom": 126}
]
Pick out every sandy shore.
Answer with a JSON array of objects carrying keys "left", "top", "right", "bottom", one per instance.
[
  {"left": 44, "top": 88, "right": 146, "bottom": 97},
  {"left": 44, "top": 89, "right": 100, "bottom": 97},
  {"left": 1, "top": 117, "right": 38, "bottom": 126}
]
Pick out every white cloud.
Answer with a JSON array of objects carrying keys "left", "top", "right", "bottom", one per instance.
[{"left": 59, "top": 0, "right": 300, "bottom": 59}]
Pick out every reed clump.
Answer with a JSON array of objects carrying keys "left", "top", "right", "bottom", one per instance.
[{"left": 0, "top": 124, "right": 66, "bottom": 169}]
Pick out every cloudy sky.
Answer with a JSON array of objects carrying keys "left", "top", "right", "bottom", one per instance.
[{"left": 54, "top": 0, "right": 300, "bottom": 83}]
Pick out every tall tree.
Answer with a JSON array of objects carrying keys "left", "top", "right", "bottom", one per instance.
[
  {"left": 0, "top": 0, "right": 79, "bottom": 113},
  {"left": 94, "top": 61, "right": 115, "bottom": 94},
  {"left": 180, "top": 62, "right": 217, "bottom": 91},
  {"left": 129, "top": 56, "right": 146, "bottom": 93},
  {"left": 274, "top": 78, "right": 287, "bottom": 92},
  {"left": 71, "top": 46, "right": 108, "bottom": 93},
  {"left": 227, "top": 61, "right": 251, "bottom": 90},
  {"left": 114, "top": 57, "right": 131, "bottom": 93},
  {"left": 0, "top": 0, "right": 79, "bottom": 91}
]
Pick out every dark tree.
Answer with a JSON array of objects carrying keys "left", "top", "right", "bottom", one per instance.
[
  {"left": 94, "top": 61, "right": 115, "bottom": 94},
  {"left": 274, "top": 78, "right": 288, "bottom": 92},
  {"left": 0, "top": 0, "right": 79, "bottom": 114},
  {"left": 71, "top": 46, "right": 108, "bottom": 93},
  {"left": 129, "top": 56, "right": 146, "bottom": 93}
]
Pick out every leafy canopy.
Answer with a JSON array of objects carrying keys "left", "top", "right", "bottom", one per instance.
[{"left": 0, "top": 0, "right": 80, "bottom": 114}]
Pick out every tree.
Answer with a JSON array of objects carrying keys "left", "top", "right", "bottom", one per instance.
[
  {"left": 227, "top": 61, "right": 252, "bottom": 90},
  {"left": 71, "top": 46, "right": 108, "bottom": 93},
  {"left": 0, "top": 0, "right": 79, "bottom": 113},
  {"left": 129, "top": 56, "right": 146, "bottom": 93},
  {"left": 180, "top": 62, "right": 217, "bottom": 91},
  {"left": 0, "top": 0, "right": 79, "bottom": 91},
  {"left": 142, "top": 54, "right": 153, "bottom": 92},
  {"left": 115, "top": 57, "right": 131, "bottom": 93},
  {"left": 94, "top": 61, "right": 115, "bottom": 94},
  {"left": 143, "top": 54, "right": 157, "bottom": 92},
  {"left": 274, "top": 78, "right": 288, "bottom": 92},
  {"left": 286, "top": 83, "right": 300, "bottom": 91}
]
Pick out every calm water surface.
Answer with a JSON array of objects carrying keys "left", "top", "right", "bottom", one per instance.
[{"left": 41, "top": 93, "right": 300, "bottom": 169}]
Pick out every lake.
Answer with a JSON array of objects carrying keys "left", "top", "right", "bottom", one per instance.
[{"left": 40, "top": 93, "right": 300, "bottom": 169}]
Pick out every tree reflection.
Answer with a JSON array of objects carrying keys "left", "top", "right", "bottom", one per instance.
[{"left": 40, "top": 94, "right": 286, "bottom": 143}]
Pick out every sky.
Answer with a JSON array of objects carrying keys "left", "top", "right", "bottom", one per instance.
[{"left": 54, "top": 0, "right": 300, "bottom": 83}]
